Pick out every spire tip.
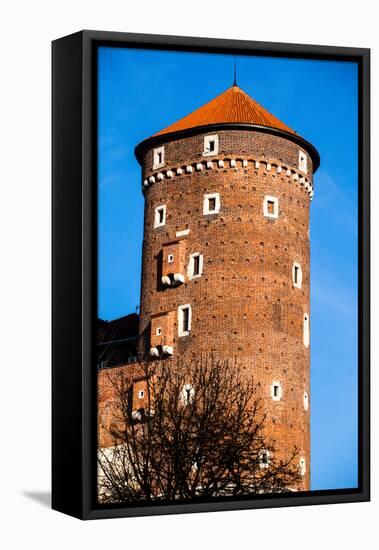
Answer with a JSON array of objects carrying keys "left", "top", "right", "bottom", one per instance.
[{"left": 233, "top": 57, "right": 238, "bottom": 87}]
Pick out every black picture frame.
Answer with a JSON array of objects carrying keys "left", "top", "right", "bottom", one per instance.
[{"left": 52, "top": 30, "right": 370, "bottom": 520}]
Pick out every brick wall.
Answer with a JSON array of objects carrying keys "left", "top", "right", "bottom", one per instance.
[{"left": 137, "top": 128, "right": 312, "bottom": 490}]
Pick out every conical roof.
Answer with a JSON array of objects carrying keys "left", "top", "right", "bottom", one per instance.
[
  {"left": 135, "top": 83, "right": 320, "bottom": 172},
  {"left": 153, "top": 84, "right": 296, "bottom": 137}
]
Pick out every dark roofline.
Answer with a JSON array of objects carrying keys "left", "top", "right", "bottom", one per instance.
[{"left": 135, "top": 123, "right": 320, "bottom": 173}]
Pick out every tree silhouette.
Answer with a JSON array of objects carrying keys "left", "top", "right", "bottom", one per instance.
[{"left": 98, "top": 357, "right": 301, "bottom": 504}]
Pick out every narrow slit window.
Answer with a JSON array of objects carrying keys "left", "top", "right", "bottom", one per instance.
[
  {"left": 193, "top": 255, "right": 200, "bottom": 276},
  {"left": 168, "top": 253, "right": 174, "bottom": 264},
  {"left": 293, "top": 262, "right": 302, "bottom": 289},
  {"left": 178, "top": 304, "right": 192, "bottom": 336},
  {"left": 153, "top": 146, "right": 165, "bottom": 169},
  {"left": 271, "top": 381, "right": 282, "bottom": 401},
  {"left": 138, "top": 390, "right": 145, "bottom": 399},
  {"left": 303, "top": 313, "right": 310, "bottom": 348},
  {"left": 188, "top": 253, "right": 203, "bottom": 280},
  {"left": 259, "top": 450, "right": 270, "bottom": 469},
  {"left": 182, "top": 308, "right": 189, "bottom": 332},
  {"left": 303, "top": 391, "right": 309, "bottom": 411},
  {"left": 181, "top": 384, "right": 195, "bottom": 405},
  {"left": 154, "top": 205, "right": 166, "bottom": 228},
  {"left": 267, "top": 200, "right": 275, "bottom": 214},
  {"left": 299, "top": 150, "right": 307, "bottom": 172},
  {"left": 294, "top": 265, "right": 299, "bottom": 283},
  {"left": 203, "top": 134, "right": 219, "bottom": 156}
]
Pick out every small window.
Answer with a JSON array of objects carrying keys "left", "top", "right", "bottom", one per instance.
[
  {"left": 188, "top": 253, "right": 203, "bottom": 279},
  {"left": 181, "top": 383, "right": 195, "bottom": 405},
  {"left": 203, "top": 193, "right": 220, "bottom": 215},
  {"left": 178, "top": 304, "right": 192, "bottom": 336},
  {"left": 303, "top": 313, "right": 310, "bottom": 348},
  {"left": 168, "top": 253, "right": 174, "bottom": 264},
  {"left": 271, "top": 381, "right": 282, "bottom": 401},
  {"left": 154, "top": 205, "right": 166, "bottom": 228},
  {"left": 293, "top": 262, "right": 302, "bottom": 289},
  {"left": 153, "top": 146, "right": 165, "bottom": 169},
  {"left": 138, "top": 390, "right": 145, "bottom": 399},
  {"left": 156, "top": 327, "right": 162, "bottom": 336},
  {"left": 263, "top": 195, "right": 279, "bottom": 219},
  {"left": 259, "top": 450, "right": 270, "bottom": 469},
  {"left": 203, "top": 134, "right": 219, "bottom": 156},
  {"left": 193, "top": 255, "right": 200, "bottom": 276},
  {"left": 299, "top": 150, "right": 307, "bottom": 173},
  {"left": 303, "top": 391, "right": 309, "bottom": 411}
]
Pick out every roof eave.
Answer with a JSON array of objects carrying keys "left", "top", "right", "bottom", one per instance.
[{"left": 135, "top": 123, "right": 320, "bottom": 173}]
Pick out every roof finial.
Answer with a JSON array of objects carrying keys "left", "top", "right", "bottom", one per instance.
[{"left": 233, "top": 57, "right": 238, "bottom": 87}]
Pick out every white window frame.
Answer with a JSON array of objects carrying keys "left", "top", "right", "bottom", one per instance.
[
  {"left": 178, "top": 304, "right": 192, "bottom": 337},
  {"left": 203, "top": 192, "right": 220, "bottom": 215},
  {"left": 271, "top": 381, "right": 283, "bottom": 401},
  {"left": 154, "top": 204, "right": 166, "bottom": 228},
  {"left": 303, "top": 391, "right": 309, "bottom": 411},
  {"left": 168, "top": 253, "right": 174, "bottom": 264},
  {"left": 263, "top": 195, "right": 279, "bottom": 219},
  {"left": 303, "top": 313, "right": 310, "bottom": 348},
  {"left": 138, "top": 390, "right": 145, "bottom": 399},
  {"left": 299, "top": 150, "right": 307, "bottom": 173},
  {"left": 203, "top": 134, "right": 219, "bottom": 157},
  {"left": 181, "top": 383, "right": 195, "bottom": 405},
  {"left": 156, "top": 327, "right": 162, "bottom": 336},
  {"left": 299, "top": 457, "right": 306, "bottom": 476},
  {"left": 292, "top": 262, "right": 302, "bottom": 289},
  {"left": 259, "top": 450, "right": 270, "bottom": 469},
  {"left": 153, "top": 146, "right": 165, "bottom": 169},
  {"left": 187, "top": 252, "right": 203, "bottom": 280}
]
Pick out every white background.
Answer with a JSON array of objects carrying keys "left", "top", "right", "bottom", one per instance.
[{"left": 0, "top": 1, "right": 376, "bottom": 548}]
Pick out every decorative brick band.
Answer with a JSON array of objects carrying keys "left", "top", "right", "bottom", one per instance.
[{"left": 142, "top": 157, "right": 314, "bottom": 200}]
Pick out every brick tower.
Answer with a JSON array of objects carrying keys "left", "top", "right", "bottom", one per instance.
[{"left": 135, "top": 84, "right": 320, "bottom": 491}]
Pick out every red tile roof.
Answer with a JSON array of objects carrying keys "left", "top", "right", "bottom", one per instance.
[{"left": 153, "top": 85, "right": 296, "bottom": 137}]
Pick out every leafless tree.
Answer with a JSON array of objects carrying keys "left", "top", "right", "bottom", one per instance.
[{"left": 98, "top": 357, "right": 301, "bottom": 504}]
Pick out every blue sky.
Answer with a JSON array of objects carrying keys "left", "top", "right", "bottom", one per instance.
[{"left": 98, "top": 47, "right": 358, "bottom": 491}]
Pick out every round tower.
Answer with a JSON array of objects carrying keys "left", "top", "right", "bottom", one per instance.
[{"left": 135, "top": 84, "right": 320, "bottom": 491}]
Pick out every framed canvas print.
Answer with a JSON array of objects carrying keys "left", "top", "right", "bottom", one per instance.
[{"left": 52, "top": 30, "right": 370, "bottom": 519}]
